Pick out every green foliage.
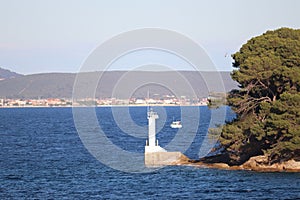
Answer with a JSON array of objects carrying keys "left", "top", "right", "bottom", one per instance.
[
  {"left": 219, "top": 28, "right": 300, "bottom": 164},
  {"left": 208, "top": 125, "right": 222, "bottom": 142}
]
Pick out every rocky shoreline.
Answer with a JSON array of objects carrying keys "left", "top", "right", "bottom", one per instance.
[{"left": 172, "top": 155, "right": 300, "bottom": 172}]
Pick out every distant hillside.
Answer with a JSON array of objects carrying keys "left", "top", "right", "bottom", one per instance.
[
  {"left": 0, "top": 67, "right": 23, "bottom": 80},
  {"left": 0, "top": 71, "right": 238, "bottom": 99}
]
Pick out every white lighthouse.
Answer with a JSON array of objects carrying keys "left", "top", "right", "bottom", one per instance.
[{"left": 145, "top": 109, "right": 166, "bottom": 153}]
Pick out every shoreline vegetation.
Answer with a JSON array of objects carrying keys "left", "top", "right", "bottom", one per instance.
[{"left": 202, "top": 28, "right": 300, "bottom": 172}]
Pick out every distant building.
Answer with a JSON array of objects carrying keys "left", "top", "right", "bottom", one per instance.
[{"left": 135, "top": 99, "right": 146, "bottom": 104}]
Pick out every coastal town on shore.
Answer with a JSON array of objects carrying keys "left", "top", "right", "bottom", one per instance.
[{"left": 0, "top": 95, "right": 209, "bottom": 108}]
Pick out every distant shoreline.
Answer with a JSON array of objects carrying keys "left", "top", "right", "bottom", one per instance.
[{"left": 0, "top": 104, "right": 208, "bottom": 108}]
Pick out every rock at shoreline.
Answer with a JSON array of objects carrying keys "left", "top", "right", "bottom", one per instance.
[
  {"left": 240, "top": 156, "right": 300, "bottom": 172},
  {"left": 175, "top": 155, "right": 300, "bottom": 172}
]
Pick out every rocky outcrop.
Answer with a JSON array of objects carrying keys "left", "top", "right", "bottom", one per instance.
[
  {"left": 174, "top": 155, "right": 300, "bottom": 172},
  {"left": 240, "top": 156, "right": 300, "bottom": 172},
  {"left": 170, "top": 153, "right": 190, "bottom": 165}
]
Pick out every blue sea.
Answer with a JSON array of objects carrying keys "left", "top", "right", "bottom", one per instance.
[{"left": 0, "top": 107, "right": 299, "bottom": 199}]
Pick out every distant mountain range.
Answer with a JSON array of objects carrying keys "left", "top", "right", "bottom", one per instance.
[
  {"left": 0, "top": 69, "right": 238, "bottom": 99},
  {"left": 0, "top": 67, "right": 23, "bottom": 80}
]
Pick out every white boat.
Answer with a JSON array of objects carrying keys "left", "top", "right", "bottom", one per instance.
[{"left": 170, "top": 120, "right": 182, "bottom": 128}]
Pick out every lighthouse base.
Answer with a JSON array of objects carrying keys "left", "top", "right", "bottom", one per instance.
[
  {"left": 145, "top": 152, "right": 189, "bottom": 167},
  {"left": 145, "top": 145, "right": 167, "bottom": 153}
]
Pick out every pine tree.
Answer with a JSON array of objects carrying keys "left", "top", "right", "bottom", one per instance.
[{"left": 219, "top": 28, "right": 300, "bottom": 165}]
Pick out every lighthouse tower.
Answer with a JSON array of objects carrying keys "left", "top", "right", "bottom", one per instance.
[
  {"left": 145, "top": 109, "right": 166, "bottom": 153},
  {"left": 144, "top": 108, "right": 188, "bottom": 167}
]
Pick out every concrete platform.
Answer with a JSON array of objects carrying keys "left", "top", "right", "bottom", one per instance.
[{"left": 145, "top": 152, "right": 189, "bottom": 167}]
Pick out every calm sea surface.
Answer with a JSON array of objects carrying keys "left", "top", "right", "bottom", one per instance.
[{"left": 0, "top": 107, "right": 299, "bottom": 199}]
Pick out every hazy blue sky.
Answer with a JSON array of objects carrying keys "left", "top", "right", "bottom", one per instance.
[{"left": 0, "top": 0, "right": 299, "bottom": 74}]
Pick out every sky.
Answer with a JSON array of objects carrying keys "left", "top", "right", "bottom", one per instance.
[{"left": 0, "top": 0, "right": 300, "bottom": 75}]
